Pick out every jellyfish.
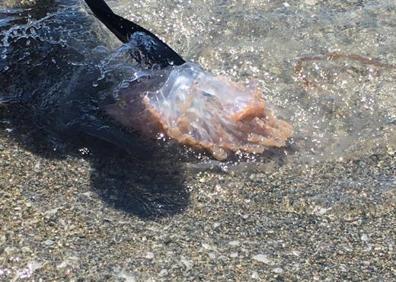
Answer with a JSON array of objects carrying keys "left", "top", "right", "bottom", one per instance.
[{"left": 88, "top": 0, "right": 294, "bottom": 159}]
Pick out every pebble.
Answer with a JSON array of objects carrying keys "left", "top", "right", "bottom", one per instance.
[
  {"left": 273, "top": 267, "right": 284, "bottom": 274},
  {"left": 33, "top": 162, "right": 41, "bottom": 172},
  {"left": 228, "top": 240, "right": 240, "bottom": 247},
  {"left": 145, "top": 252, "right": 155, "bottom": 260},
  {"left": 116, "top": 269, "right": 136, "bottom": 282},
  {"left": 361, "top": 234, "right": 369, "bottom": 242},
  {"left": 43, "top": 239, "right": 54, "bottom": 246},
  {"left": 180, "top": 256, "right": 193, "bottom": 270},
  {"left": 252, "top": 254, "right": 271, "bottom": 264},
  {"left": 208, "top": 252, "right": 216, "bottom": 259},
  {"left": 251, "top": 271, "right": 260, "bottom": 279},
  {"left": 305, "top": 0, "right": 318, "bottom": 5},
  {"left": 202, "top": 243, "right": 214, "bottom": 250}
]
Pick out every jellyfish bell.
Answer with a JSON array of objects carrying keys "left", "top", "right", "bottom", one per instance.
[
  {"left": 105, "top": 63, "right": 293, "bottom": 160},
  {"left": 86, "top": 0, "right": 292, "bottom": 160}
]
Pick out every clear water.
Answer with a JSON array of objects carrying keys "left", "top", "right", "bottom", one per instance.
[{"left": 0, "top": 0, "right": 395, "bottom": 163}]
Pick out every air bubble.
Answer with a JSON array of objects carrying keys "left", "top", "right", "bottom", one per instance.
[{"left": 78, "top": 147, "right": 90, "bottom": 155}]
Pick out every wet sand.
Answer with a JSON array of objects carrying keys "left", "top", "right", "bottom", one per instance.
[
  {"left": 1, "top": 0, "right": 396, "bottom": 280},
  {"left": 1, "top": 110, "right": 395, "bottom": 280}
]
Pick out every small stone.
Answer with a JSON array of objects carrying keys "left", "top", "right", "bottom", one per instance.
[
  {"left": 180, "top": 256, "right": 193, "bottom": 270},
  {"left": 230, "top": 252, "right": 238, "bottom": 258},
  {"left": 116, "top": 268, "right": 136, "bottom": 282},
  {"left": 21, "top": 246, "right": 31, "bottom": 253},
  {"left": 56, "top": 256, "right": 79, "bottom": 269},
  {"left": 0, "top": 234, "right": 6, "bottom": 244},
  {"left": 291, "top": 250, "right": 301, "bottom": 257},
  {"left": 273, "top": 267, "right": 284, "bottom": 274},
  {"left": 43, "top": 239, "right": 54, "bottom": 246},
  {"left": 361, "top": 234, "right": 369, "bottom": 242},
  {"left": 159, "top": 269, "right": 168, "bottom": 277},
  {"left": 4, "top": 247, "right": 16, "bottom": 255},
  {"left": 44, "top": 207, "right": 59, "bottom": 217},
  {"left": 81, "top": 191, "right": 93, "bottom": 197},
  {"left": 228, "top": 240, "right": 240, "bottom": 247},
  {"left": 33, "top": 162, "right": 41, "bottom": 172},
  {"left": 208, "top": 252, "right": 216, "bottom": 259},
  {"left": 202, "top": 243, "right": 212, "bottom": 250},
  {"left": 16, "top": 260, "right": 43, "bottom": 279},
  {"left": 305, "top": 0, "right": 318, "bottom": 5},
  {"left": 145, "top": 252, "right": 154, "bottom": 259},
  {"left": 313, "top": 206, "right": 330, "bottom": 216},
  {"left": 252, "top": 254, "right": 271, "bottom": 264},
  {"left": 202, "top": 243, "right": 213, "bottom": 250},
  {"left": 251, "top": 271, "right": 260, "bottom": 279}
]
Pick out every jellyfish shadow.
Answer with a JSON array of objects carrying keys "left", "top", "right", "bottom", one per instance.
[
  {"left": 0, "top": 8, "right": 189, "bottom": 219},
  {"left": 0, "top": 38, "right": 189, "bottom": 218},
  {"left": 87, "top": 138, "right": 189, "bottom": 218},
  {"left": 0, "top": 103, "right": 189, "bottom": 219}
]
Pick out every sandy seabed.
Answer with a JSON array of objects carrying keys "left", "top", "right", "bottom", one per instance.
[{"left": 1, "top": 0, "right": 395, "bottom": 280}]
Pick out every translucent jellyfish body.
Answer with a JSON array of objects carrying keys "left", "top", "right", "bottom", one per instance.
[{"left": 106, "top": 63, "right": 293, "bottom": 160}]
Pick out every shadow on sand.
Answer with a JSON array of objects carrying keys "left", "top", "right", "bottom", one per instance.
[
  {"left": 0, "top": 98, "right": 189, "bottom": 219},
  {"left": 0, "top": 2, "right": 189, "bottom": 219}
]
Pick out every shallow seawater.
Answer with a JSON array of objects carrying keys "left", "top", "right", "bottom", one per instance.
[
  {"left": 0, "top": 0, "right": 395, "bottom": 280},
  {"left": 114, "top": 0, "right": 396, "bottom": 163},
  {"left": 1, "top": 0, "right": 395, "bottom": 164}
]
